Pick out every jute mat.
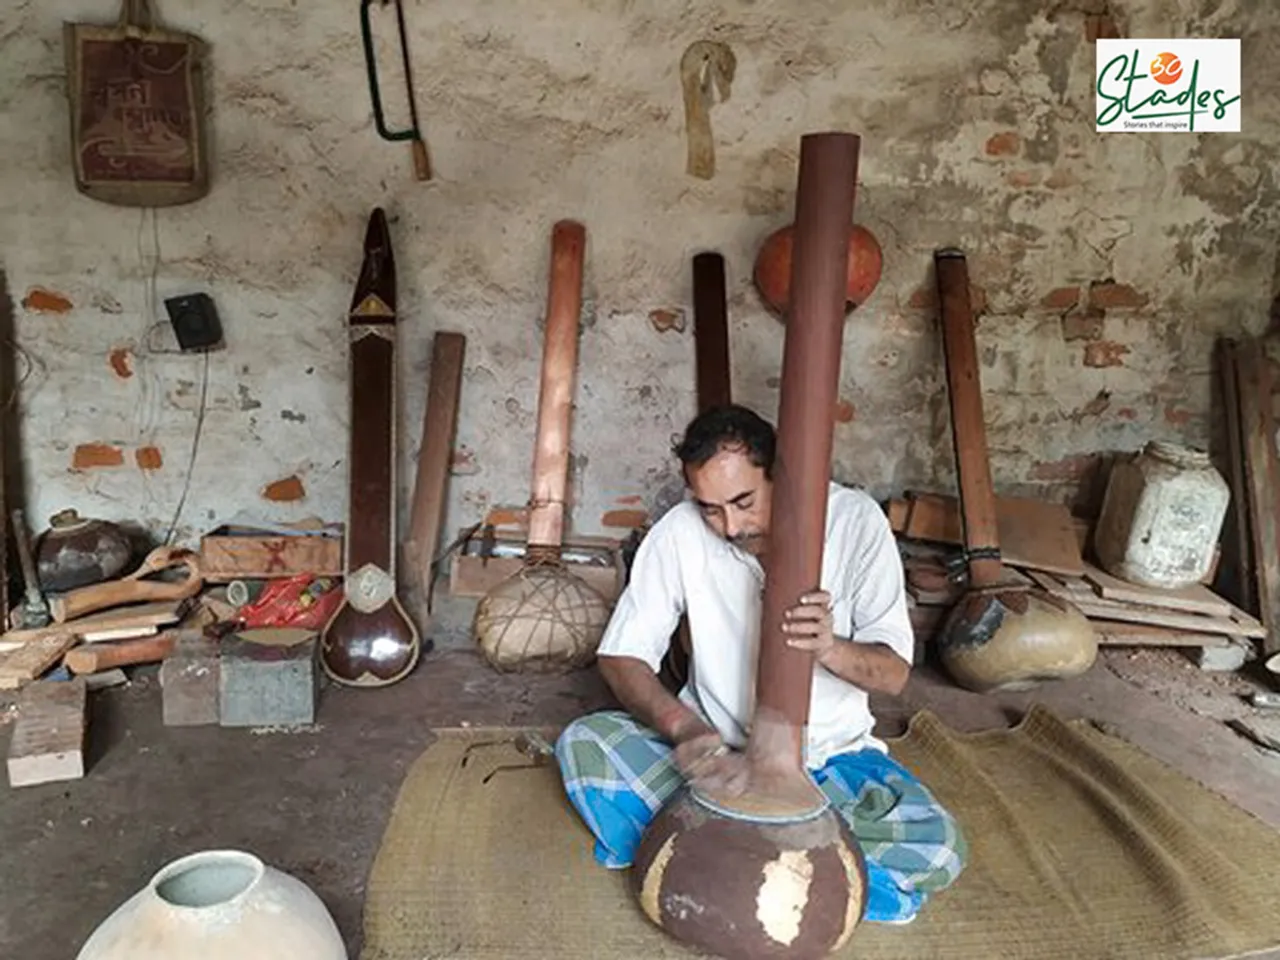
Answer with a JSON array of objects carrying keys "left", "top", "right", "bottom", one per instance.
[{"left": 360, "top": 705, "right": 1280, "bottom": 960}]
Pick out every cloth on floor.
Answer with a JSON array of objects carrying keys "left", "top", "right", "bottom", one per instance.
[
  {"left": 359, "top": 705, "right": 1280, "bottom": 960},
  {"left": 554, "top": 708, "right": 967, "bottom": 923}
]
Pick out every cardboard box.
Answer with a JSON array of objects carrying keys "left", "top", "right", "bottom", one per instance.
[{"left": 200, "top": 523, "right": 343, "bottom": 582}]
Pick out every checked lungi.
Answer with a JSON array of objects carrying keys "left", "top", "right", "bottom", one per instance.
[{"left": 555, "top": 710, "right": 968, "bottom": 924}]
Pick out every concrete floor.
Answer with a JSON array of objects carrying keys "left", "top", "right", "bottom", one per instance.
[{"left": 3, "top": 610, "right": 1280, "bottom": 959}]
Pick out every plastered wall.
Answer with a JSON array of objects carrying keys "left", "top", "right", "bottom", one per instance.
[{"left": 1, "top": 0, "right": 1276, "bottom": 551}]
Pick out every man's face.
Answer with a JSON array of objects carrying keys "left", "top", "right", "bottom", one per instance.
[{"left": 686, "top": 444, "right": 772, "bottom": 555}]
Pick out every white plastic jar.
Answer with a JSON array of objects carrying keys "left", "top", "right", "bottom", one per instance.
[{"left": 1093, "top": 440, "right": 1230, "bottom": 590}]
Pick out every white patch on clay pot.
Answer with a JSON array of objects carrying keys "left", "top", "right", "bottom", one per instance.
[{"left": 756, "top": 849, "right": 814, "bottom": 946}]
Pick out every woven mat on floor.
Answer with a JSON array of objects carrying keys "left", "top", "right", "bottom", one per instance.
[{"left": 359, "top": 705, "right": 1280, "bottom": 960}]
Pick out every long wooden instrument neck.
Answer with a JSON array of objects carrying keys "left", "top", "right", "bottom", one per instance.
[
  {"left": 935, "top": 249, "right": 1004, "bottom": 589},
  {"left": 527, "top": 220, "right": 586, "bottom": 551}
]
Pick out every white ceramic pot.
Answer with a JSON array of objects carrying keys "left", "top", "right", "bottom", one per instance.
[{"left": 76, "top": 849, "right": 347, "bottom": 959}]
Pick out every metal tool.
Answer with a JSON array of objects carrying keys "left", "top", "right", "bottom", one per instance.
[
  {"left": 11, "top": 509, "right": 51, "bottom": 628},
  {"left": 361, "top": 0, "right": 431, "bottom": 181}
]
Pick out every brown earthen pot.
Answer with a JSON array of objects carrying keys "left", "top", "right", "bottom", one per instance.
[
  {"left": 753, "top": 223, "right": 883, "bottom": 318},
  {"left": 36, "top": 508, "right": 133, "bottom": 593},
  {"left": 632, "top": 787, "right": 867, "bottom": 959}
]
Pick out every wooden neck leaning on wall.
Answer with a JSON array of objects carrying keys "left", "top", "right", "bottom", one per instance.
[{"left": 320, "top": 208, "right": 421, "bottom": 688}]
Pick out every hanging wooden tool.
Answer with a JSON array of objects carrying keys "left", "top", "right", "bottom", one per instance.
[
  {"left": 63, "top": 0, "right": 210, "bottom": 206},
  {"left": 932, "top": 248, "right": 1096, "bottom": 693},
  {"left": 473, "top": 221, "right": 610, "bottom": 673},
  {"left": 403, "top": 330, "right": 466, "bottom": 615},
  {"left": 361, "top": 0, "right": 431, "bottom": 181},
  {"left": 320, "top": 209, "right": 421, "bottom": 687},
  {"left": 680, "top": 41, "right": 735, "bottom": 180}
]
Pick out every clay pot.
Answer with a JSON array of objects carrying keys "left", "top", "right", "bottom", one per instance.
[
  {"left": 632, "top": 787, "right": 867, "bottom": 959},
  {"left": 36, "top": 508, "right": 133, "bottom": 593},
  {"left": 753, "top": 223, "right": 883, "bottom": 318},
  {"left": 76, "top": 849, "right": 347, "bottom": 959}
]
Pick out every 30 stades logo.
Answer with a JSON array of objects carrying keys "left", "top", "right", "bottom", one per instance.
[{"left": 1096, "top": 39, "right": 1241, "bottom": 132}]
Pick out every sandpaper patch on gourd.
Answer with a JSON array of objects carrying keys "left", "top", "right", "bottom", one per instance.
[{"left": 756, "top": 849, "right": 813, "bottom": 946}]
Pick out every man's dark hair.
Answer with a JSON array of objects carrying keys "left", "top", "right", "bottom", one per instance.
[{"left": 673, "top": 404, "right": 776, "bottom": 479}]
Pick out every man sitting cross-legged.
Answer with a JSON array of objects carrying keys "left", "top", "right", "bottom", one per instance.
[{"left": 555, "top": 404, "right": 968, "bottom": 924}]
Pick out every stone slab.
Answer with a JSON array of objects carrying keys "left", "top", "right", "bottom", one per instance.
[{"left": 218, "top": 636, "right": 317, "bottom": 728}]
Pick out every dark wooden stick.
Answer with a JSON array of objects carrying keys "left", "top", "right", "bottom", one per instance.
[
  {"left": 935, "top": 250, "right": 1004, "bottom": 589},
  {"left": 404, "top": 331, "right": 466, "bottom": 609},
  {"left": 692, "top": 252, "right": 731, "bottom": 411},
  {"left": 748, "top": 132, "right": 860, "bottom": 772}
]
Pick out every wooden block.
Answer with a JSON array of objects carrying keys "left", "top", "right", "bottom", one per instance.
[
  {"left": 7, "top": 678, "right": 87, "bottom": 787},
  {"left": 67, "top": 599, "right": 191, "bottom": 641},
  {"left": 1090, "top": 620, "right": 1231, "bottom": 648},
  {"left": 1082, "top": 561, "right": 1234, "bottom": 618},
  {"left": 899, "top": 491, "right": 1085, "bottom": 577},
  {"left": 0, "top": 634, "right": 77, "bottom": 689}
]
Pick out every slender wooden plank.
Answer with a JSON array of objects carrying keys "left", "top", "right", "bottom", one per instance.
[
  {"left": 1237, "top": 337, "right": 1280, "bottom": 654},
  {"left": 692, "top": 252, "right": 731, "bottom": 411},
  {"left": 899, "top": 491, "right": 1085, "bottom": 577},
  {"left": 404, "top": 331, "right": 466, "bottom": 610},
  {"left": 1091, "top": 620, "right": 1230, "bottom": 648},
  {"left": 1082, "top": 561, "right": 1234, "bottom": 619}
]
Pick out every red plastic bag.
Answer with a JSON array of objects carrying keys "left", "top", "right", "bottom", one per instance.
[{"left": 236, "top": 574, "right": 343, "bottom": 630}]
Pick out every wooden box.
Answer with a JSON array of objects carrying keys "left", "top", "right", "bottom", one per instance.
[
  {"left": 200, "top": 525, "right": 343, "bottom": 582},
  {"left": 448, "top": 525, "right": 627, "bottom": 603}
]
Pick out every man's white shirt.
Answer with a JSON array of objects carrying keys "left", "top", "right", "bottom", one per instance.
[{"left": 596, "top": 482, "right": 914, "bottom": 768}]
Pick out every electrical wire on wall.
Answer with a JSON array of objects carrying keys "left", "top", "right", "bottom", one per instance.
[
  {"left": 162, "top": 347, "right": 209, "bottom": 546},
  {"left": 135, "top": 207, "right": 213, "bottom": 547}
]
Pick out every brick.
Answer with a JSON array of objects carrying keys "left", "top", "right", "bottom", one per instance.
[
  {"left": 135, "top": 446, "right": 163, "bottom": 470},
  {"left": 1087, "top": 281, "right": 1148, "bottom": 310},
  {"left": 1030, "top": 453, "right": 1098, "bottom": 482},
  {"left": 1062, "top": 306, "right": 1105, "bottom": 341},
  {"left": 219, "top": 635, "right": 318, "bottom": 728},
  {"left": 22, "top": 287, "right": 73, "bottom": 313},
  {"left": 601, "top": 509, "right": 647, "bottom": 529},
  {"left": 1083, "top": 340, "right": 1129, "bottom": 367},
  {"left": 72, "top": 443, "right": 124, "bottom": 470},
  {"left": 7, "top": 678, "right": 86, "bottom": 787},
  {"left": 161, "top": 635, "right": 221, "bottom": 727},
  {"left": 262, "top": 475, "right": 306, "bottom": 502},
  {"left": 985, "top": 132, "right": 1021, "bottom": 156},
  {"left": 1041, "top": 287, "right": 1081, "bottom": 310}
]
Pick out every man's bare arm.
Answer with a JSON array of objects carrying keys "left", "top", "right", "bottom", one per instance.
[
  {"left": 598, "top": 655, "right": 714, "bottom": 742},
  {"left": 817, "top": 638, "right": 910, "bottom": 695}
]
